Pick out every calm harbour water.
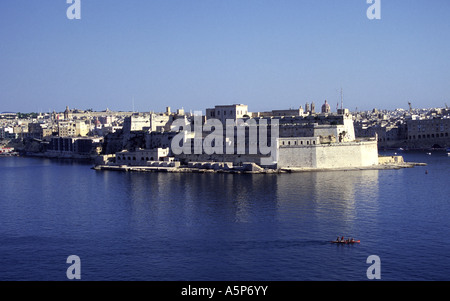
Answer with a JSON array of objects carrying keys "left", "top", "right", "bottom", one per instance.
[{"left": 0, "top": 151, "right": 449, "bottom": 281}]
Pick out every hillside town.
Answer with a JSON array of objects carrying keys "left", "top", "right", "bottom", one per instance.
[{"left": 1, "top": 102, "right": 448, "bottom": 172}]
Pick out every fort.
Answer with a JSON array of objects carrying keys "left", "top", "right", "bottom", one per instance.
[{"left": 93, "top": 102, "right": 420, "bottom": 173}]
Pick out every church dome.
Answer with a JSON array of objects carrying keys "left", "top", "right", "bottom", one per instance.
[{"left": 321, "top": 100, "right": 330, "bottom": 113}]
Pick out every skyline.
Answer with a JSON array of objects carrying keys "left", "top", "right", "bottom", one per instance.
[{"left": 1, "top": 1, "right": 450, "bottom": 113}]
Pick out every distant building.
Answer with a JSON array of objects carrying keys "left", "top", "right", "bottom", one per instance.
[
  {"left": 205, "top": 104, "right": 249, "bottom": 124},
  {"left": 64, "top": 106, "right": 72, "bottom": 121},
  {"left": 276, "top": 137, "right": 378, "bottom": 169},
  {"left": 28, "top": 123, "right": 54, "bottom": 139},
  {"left": 122, "top": 113, "right": 171, "bottom": 133},
  {"left": 321, "top": 100, "right": 331, "bottom": 113},
  {"left": 254, "top": 107, "right": 305, "bottom": 118},
  {"left": 47, "top": 137, "right": 103, "bottom": 156},
  {"left": 58, "top": 120, "right": 89, "bottom": 137},
  {"left": 122, "top": 114, "right": 151, "bottom": 132},
  {"left": 115, "top": 148, "right": 170, "bottom": 166},
  {"left": 406, "top": 117, "right": 450, "bottom": 148}
]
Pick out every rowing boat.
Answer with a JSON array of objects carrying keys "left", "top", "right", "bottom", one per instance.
[{"left": 331, "top": 240, "right": 360, "bottom": 244}]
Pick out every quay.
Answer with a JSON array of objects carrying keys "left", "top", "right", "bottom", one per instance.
[{"left": 92, "top": 159, "right": 426, "bottom": 174}]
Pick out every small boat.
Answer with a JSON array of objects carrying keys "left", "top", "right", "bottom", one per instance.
[
  {"left": 427, "top": 152, "right": 431, "bottom": 155},
  {"left": 331, "top": 240, "right": 360, "bottom": 244}
]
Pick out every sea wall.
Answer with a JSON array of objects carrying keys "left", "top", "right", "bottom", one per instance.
[
  {"left": 378, "top": 155, "right": 405, "bottom": 164},
  {"left": 277, "top": 140, "right": 379, "bottom": 169}
]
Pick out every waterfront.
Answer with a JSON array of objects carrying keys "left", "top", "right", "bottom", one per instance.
[{"left": 0, "top": 151, "right": 449, "bottom": 281}]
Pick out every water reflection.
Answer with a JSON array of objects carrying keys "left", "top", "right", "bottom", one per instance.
[
  {"left": 120, "top": 172, "right": 281, "bottom": 237},
  {"left": 276, "top": 170, "right": 380, "bottom": 236},
  {"left": 118, "top": 168, "right": 380, "bottom": 241}
]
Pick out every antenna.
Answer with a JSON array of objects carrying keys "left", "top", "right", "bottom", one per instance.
[
  {"left": 132, "top": 96, "right": 135, "bottom": 113},
  {"left": 340, "top": 87, "right": 343, "bottom": 110}
]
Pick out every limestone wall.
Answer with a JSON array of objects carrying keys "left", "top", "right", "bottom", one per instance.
[
  {"left": 378, "top": 155, "right": 404, "bottom": 164},
  {"left": 277, "top": 140, "right": 378, "bottom": 169}
]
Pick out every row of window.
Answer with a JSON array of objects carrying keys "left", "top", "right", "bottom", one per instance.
[
  {"left": 408, "top": 132, "right": 449, "bottom": 140},
  {"left": 216, "top": 110, "right": 247, "bottom": 116},
  {"left": 280, "top": 140, "right": 317, "bottom": 146},
  {"left": 117, "top": 156, "right": 154, "bottom": 161}
]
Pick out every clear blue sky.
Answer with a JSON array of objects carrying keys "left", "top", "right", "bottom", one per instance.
[{"left": 1, "top": 0, "right": 449, "bottom": 113}]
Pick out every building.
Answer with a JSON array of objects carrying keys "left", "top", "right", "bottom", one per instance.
[
  {"left": 28, "top": 123, "right": 54, "bottom": 139},
  {"left": 47, "top": 137, "right": 103, "bottom": 156},
  {"left": 115, "top": 148, "right": 170, "bottom": 166},
  {"left": 321, "top": 100, "right": 331, "bottom": 113},
  {"left": 122, "top": 114, "right": 151, "bottom": 132},
  {"left": 406, "top": 117, "right": 450, "bottom": 149},
  {"left": 278, "top": 112, "right": 356, "bottom": 143},
  {"left": 64, "top": 106, "right": 72, "bottom": 120},
  {"left": 253, "top": 107, "right": 305, "bottom": 118},
  {"left": 205, "top": 104, "right": 249, "bottom": 124},
  {"left": 58, "top": 120, "right": 89, "bottom": 137},
  {"left": 122, "top": 113, "right": 171, "bottom": 133},
  {"left": 169, "top": 104, "right": 377, "bottom": 169},
  {"left": 276, "top": 137, "right": 379, "bottom": 169}
]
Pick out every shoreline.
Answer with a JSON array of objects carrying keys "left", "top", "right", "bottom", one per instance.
[
  {"left": 92, "top": 161, "right": 426, "bottom": 174},
  {"left": 8, "top": 152, "right": 428, "bottom": 174}
]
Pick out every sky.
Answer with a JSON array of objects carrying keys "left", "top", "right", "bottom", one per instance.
[{"left": 1, "top": 0, "right": 450, "bottom": 113}]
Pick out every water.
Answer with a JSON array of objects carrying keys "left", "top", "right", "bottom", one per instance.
[{"left": 0, "top": 151, "right": 449, "bottom": 281}]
